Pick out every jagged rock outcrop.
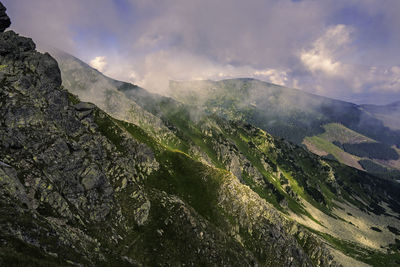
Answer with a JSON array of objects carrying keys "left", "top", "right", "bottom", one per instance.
[
  {"left": 218, "top": 174, "right": 337, "bottom": 266},
  {"left": 8, "top": 2, "right": 400, "bottom": 266},
  {"left": 44, "top": 21, "right": 400, "bottom": 267},
  {"left": 51, "top": 49, "right": 182, "bottom": 147},
  {"left": 0, "top": 2, "right": 10, "bottom": 32},
  {"left": 0, "top": 18, "right": 341, "bottom": 266},
  {"left": 0, "top": 28, "right": 159, "bottom": 265}
]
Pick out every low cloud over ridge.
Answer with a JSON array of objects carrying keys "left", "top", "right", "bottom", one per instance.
[{"left": 4, "top": 0, "right": 400, "bottom": 104}]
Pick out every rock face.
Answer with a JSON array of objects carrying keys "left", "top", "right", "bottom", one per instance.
[
  {"left": 51, "top": 49, "right": 182, "bottom": 148},
  {"left": 55, "top": 50, "right": 400, "bottom": 266},
  {"left": 0, "top": 28, "right": 159, "bottom": 264},
  {"left": 3, "top": 2, "right": 400, "bottom": 266},
  {"left": 0, "top": 2, "right": 10, "bottom": 32},
  {"left": 0, "top": 8, "right": 341, "bottom": 266}
]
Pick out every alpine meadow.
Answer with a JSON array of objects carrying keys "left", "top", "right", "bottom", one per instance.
[{"left": 1, "top": 1, "right": 400, "bottom": 266}]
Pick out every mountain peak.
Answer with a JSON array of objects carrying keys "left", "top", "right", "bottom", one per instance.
[{"left": 0, "top": 1, "right": 11, "bottom": 32}]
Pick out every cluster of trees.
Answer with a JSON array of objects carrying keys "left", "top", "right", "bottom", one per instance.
[
  {"left": 358, "top": 159, "right": 400, "bottom": 180},
  {"left": 333, "top": 141, "right": 399, "bottom": 160}
]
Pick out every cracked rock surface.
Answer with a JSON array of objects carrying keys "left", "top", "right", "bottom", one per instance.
[{"left": 0, "top": 2, "right": 344, "bottom": 266}]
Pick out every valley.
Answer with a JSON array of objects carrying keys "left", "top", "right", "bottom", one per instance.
[{"left": 1, "top": 2, "right": 400, "bottom": 266}]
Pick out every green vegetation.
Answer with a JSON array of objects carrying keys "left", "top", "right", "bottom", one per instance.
[
  {"left": 342, "top": 142, "right": 399, "bottom": 160},
  {"left": 305, "top": 136, "right": 356, "bottom": 163},
  {"left": 304, "top": 123, "right": 400, "bottom": 180},
  {"left": 78, "top": 78, "right": 400, "bottom": 266},
  {"left": 307, "top": 228, "right": 400, "bottom": 267},
  {"left": 169, "top": 79, "right": 400, "bottom": 177},
  {"left": 146, "top": 149, "right": 226, "bottom": 225},
  {"left": 319, "top": 123, "right": 374, "bottom": 144},
  {"left": 358, "top": 159, "right": 400, "bottom": 181},
  {"left": 67, "top": 92, "right": 80, "bottom": 105},
  {"left": 93, "top": 105, "right": 229, "bottom": 228},
  {"left": 119, "top": 120, "right": 160, "bottom": 151},
  {"left": 94, "top": 110, "right": 125, "bottom": 152},
  {"left": 359, "top": 159, "right": 389, "bottom": 173},
  {"left": 50, "top": 52, "right": 400, "bottom": 265}
]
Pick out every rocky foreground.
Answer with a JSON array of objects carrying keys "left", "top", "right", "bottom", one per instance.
[
  {"left": 1, "top": 2, "right": 400, "bottom": 266},
  {"left": 0, "top": 4, "right": 339, "bottom": 266}
]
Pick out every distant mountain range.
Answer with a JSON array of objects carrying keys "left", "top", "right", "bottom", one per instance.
[
  {"left": 54, "top": 52, "right": 400, "bottom": 178},
  {"left": 2, "top": 2, "right": 400, "bottom": 265},
  {"left": 168, "top": 79, "right": 400, "bottom": 179},
  {"left": 39, "top": 49, "right": 400, "bottom": 265},
  {"left": 361, "top": 101, "right": 400, "bottom": 131}
]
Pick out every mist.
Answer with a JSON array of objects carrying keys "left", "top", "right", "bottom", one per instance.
[{"left": 3, "top": 0, "right": 400, "bottom": 104}]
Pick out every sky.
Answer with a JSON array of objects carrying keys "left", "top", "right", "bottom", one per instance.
[{"left": 3, "top": 0, "right": 400, "bottom": 104}]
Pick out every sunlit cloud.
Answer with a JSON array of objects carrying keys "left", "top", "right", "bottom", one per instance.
[
  {"left": 4, "top": 0, "right": 400, "bottom": 104},
  {"left": 118, "top": 50, "right": 290, "bottom": 94},
  {"left": 300, "top": 24, "right": 352, "bottom": 76},
  {"left": 90, "top": 56, "right": 107, "bottom": 72}
]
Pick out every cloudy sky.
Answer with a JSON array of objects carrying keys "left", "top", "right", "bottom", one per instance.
[{"left": 3, "top": 0, "right": 400, "bottom": 104}]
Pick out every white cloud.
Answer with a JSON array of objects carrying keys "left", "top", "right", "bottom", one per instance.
[
  {"left": 89, "top": 56, "right": 107, "bottom": 72},
  {"left": 5, "top": 0, "right": 400, "bottom": 103},
  {"left": 296, "top": 23, "right": 400, "bottom": 101},
  {"left": 111, "top": 50, "right": 289, "bottom": 94},
  {"left": 253, "top": 69, "right": 288, "bottom": 86},
  {"left": 301, "top": 53, "right": 341, "bottom": 75},
  {"left": 300, "top": 24, "right": 352, "bottom": 76}
]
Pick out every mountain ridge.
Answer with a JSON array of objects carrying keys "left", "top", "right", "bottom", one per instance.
[
  {"left": 168, "top": 79, "right": 400, "bottom": 179},
  {"left": 2, "top": 3, "right": 400, "bottom": 265},
  {"left": 50, "top": 48, "right": 400, "bottom": 266},
  {"left": 0, "top": 6, "right": 341, "bottom": 266}
]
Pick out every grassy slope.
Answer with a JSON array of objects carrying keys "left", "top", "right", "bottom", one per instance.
[
  {"left": 71, "top": 82, "right": 400, "bottom": 266},
  {"left": 92, "top": 106, "right": 317, "bottom": 265},
  {"left": 57, "top": 56, "right": 400, "bottom": 265},
  {"left": 303, "top": 123, "right": 400, "bottom": 179},
  {"left": 118, "top": 95, "right": 400, "bottom": 264},
  {"left": 319, "top": 123, "right": 375, "bottom": 144},
  {"left": 90, "top": 105, "right": 258, "bottom": 265},
  {"left": 168, "top": 80, "right": 400, "bottom": 175},
  {"left": 303, "top": 135, "right": 363, "bottom": 170},
  {"left": 136, "top": 112, "right": 400, "bottom": 266},
  {"left": 308, "top": 227, "right": 400, "bottom": 267}
]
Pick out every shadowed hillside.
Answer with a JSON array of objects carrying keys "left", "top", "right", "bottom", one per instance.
[
  {"left": 48, "top": 49, "right": 400, "bottom": 266},
  {"left": 1, "top": 2, "right": 400, "bottom": 264},
  {"left": 168, "top": 79, "right": 400, "bottom": 179}
]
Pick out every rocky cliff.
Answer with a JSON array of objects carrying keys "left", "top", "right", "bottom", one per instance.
[
  {"left": 2, "top": 2, "right": 400, "bottom": 266},
  {"left": 0, "top": 5, "right": 342, "bottom": 266}
]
